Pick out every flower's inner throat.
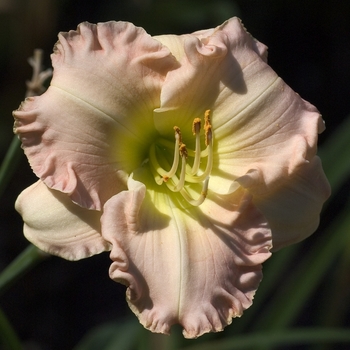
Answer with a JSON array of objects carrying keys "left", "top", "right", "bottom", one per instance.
[{"left": 149, "top": 110, "right": 213, "bottom": 206}]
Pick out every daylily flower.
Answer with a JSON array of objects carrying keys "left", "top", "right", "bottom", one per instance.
[{"left": 13, "top": 17, "right": 330, "bottom": 338}]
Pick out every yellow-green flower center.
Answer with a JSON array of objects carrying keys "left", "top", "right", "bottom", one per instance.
[{"left": 148, "top": 110, "right": 213, "bottom": 206}]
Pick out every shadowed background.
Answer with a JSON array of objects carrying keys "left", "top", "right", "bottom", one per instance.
[{"left": 0, "top": 0, "right": 349, "bottom": 349}]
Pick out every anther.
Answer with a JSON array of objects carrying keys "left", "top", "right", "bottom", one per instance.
[
  {"left": 161, "top": 127, "right": 181, "bottom": 181},
  {"left": 179, "top": 143, "right": 188, "bottom": 158},
  {"left": 174, "top": 126, "right": 182, "bottom": 143},
  {"left": 192, "top": 118, "right": 201, "bottom": 135},
  {"left": 204, "top": 109, "right": 212, "bottom": 147},
  {"left": 191, "top": 118, "right": 202, "bottom": 175}
]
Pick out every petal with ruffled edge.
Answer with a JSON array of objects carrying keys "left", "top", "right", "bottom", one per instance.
[
  {"left": 249, "top": 156, "right": 331, "bottom": 250},
  {"left": 13, "top": 21, "right": 178, "bottom": 210},
  {"left": 153, "top": 17, "right": 330, "bottom": 247},
  {"left": 15, "top": 180, "right": 110, "bottom": 260},
  {"left": 101, "top": 174, "right": 272, "bottom": 338},
  {"left": 153, "top": 17, "right": 268, "bottom": 141}
]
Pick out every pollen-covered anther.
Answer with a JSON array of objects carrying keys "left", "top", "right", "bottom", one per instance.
[
  {"left": 204, "top": 109, "right": 213, "bottom": 146},
  {"left": 179, "top": 143, "right": 188, "bottom": 158},
  {"left": 174, "top": 126, "right": 182, "bottom": 143},
  {"left": 191, "top": 118, "right": 202, "bottom": 175},
  {"left": 192, "top": 118, "right": 202, "bottom": 135}
]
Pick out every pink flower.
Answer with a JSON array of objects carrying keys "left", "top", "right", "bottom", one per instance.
[{"left": 13, "top": 18, "right": 330, "bottom": 338}]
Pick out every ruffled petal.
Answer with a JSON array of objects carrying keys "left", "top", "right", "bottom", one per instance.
[
  {"left": 153, "top": 17, "right": 329, "bottom": 247},
  {"left": 13, "top": 21, "right": 178, "bottom": 210},
  {"left": 153, "top": 26, "right": 229, "bottom": 140},
  {"left": 153, "top": 17, "right": 268, "bottom": 141},
  {"left": 15, "top": 180, "right": 110, "bottom": 260},
  {"left": 155, "top": 17, "right": 323, "bottom": 193},
  {"left": 248, "top": 157, "right": 331, "bottom": 250},
  {"left": 101, "top": 176, "right": 272, "bottom": 338}
]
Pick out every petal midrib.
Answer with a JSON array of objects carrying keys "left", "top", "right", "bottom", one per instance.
[
  {"left": 50, "top": 84, "right": 152, "bottom": 146},
  {"left": 214, "top": 75, "right": 280, "bottom": 137},
  {"left": 166, "top": 195, "right": 184, "bottom": 320}
]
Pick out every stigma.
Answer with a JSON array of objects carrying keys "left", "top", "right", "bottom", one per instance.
[{"left": 149, "top": 110, "right": 213, "bottom": 206}]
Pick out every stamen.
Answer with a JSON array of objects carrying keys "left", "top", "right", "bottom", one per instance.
[
  {"left": 150, "top": 164, "right": 166, "bottom": 185},
  {"left": 162, "top": 127, "right": 181, "bottom": 181},
  {"left": 149, "top": 127, "right": 181, "bottom": 182},
  {"left": 148, "top": 109, "right": 213, "bottom": 206},
  {"left": 164, "top": 143, "right": 187, "bottom": 192},
  {"left": 172, "top": 147, "right": 187, "bottom": 192},
  {"left": 149, "top": 143, "right": 167, "bottom": 181},
  {"left": 180, "top": 177, "right": 209, "bottom": 206},
  {"left": 191, "top": 118, "right": 202, "bottom": 175},
  {"left": 185, "top": 143, "right": 213, "bottom": 183},
  {"left": 185, "top": 110, "right": 213, "bottom": 183}
]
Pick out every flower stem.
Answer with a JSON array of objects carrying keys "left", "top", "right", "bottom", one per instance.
[{"left": 0, "top": 245, "right": 49, "bottom": 297}]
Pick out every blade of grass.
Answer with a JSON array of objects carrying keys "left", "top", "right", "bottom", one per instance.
[
  {"left": 0, "top": 49, "right": 52, "bottom": 199},
  {"left": 0, "top": 136, "right": 22, "bottom": 198},
  {"left": 0, "top": 244, "right": 49, "bottom": 297},
  {"left": 318, "top": 114, "right": 350, "bottom": 194}
]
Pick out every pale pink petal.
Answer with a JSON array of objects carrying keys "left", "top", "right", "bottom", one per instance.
[
  {"left": 154, "top": 17, "right": 329, "bottom": 247},
  {"left": 101, "top": 176, "right": 272, "bottom": 338},
  {"left": 153, "top": 17, "right": 268, "bottom": 140},
  {"left": 248, "top": 156, "right": 331, "bottom": 250},
  {"left": 15, "top": 181, "right": 110, "bottom": 260},
  {"left": 13, "top": 21, "right": 177, "bottom": 210},
  {"left": 155, "top": 17, "right": 322, "bottom": 190}
]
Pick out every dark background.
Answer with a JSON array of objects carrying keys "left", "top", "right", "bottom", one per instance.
[{"left": 0, "top": 0, "right": 349, "bottom": 349}]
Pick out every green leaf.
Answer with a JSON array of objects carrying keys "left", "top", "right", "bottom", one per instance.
[
  {"left": 319, "top": 114, "right": 350, "bottom": 193},
  {"left": 0, "top": 136, "right": 22, "bottom": 198},
  {"left": 251, "top": 197, "right": 350, "bottom": 331},
  {"left": 73, "top": 317, "right": 140, "bottom": 350},
  {"left": 0, "top": 245, "right": 49, "bottom": 297}
]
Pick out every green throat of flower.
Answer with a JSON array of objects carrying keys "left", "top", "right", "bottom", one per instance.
[{"left": 149, "top": 110, "right": 213, "bottom": 206}]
